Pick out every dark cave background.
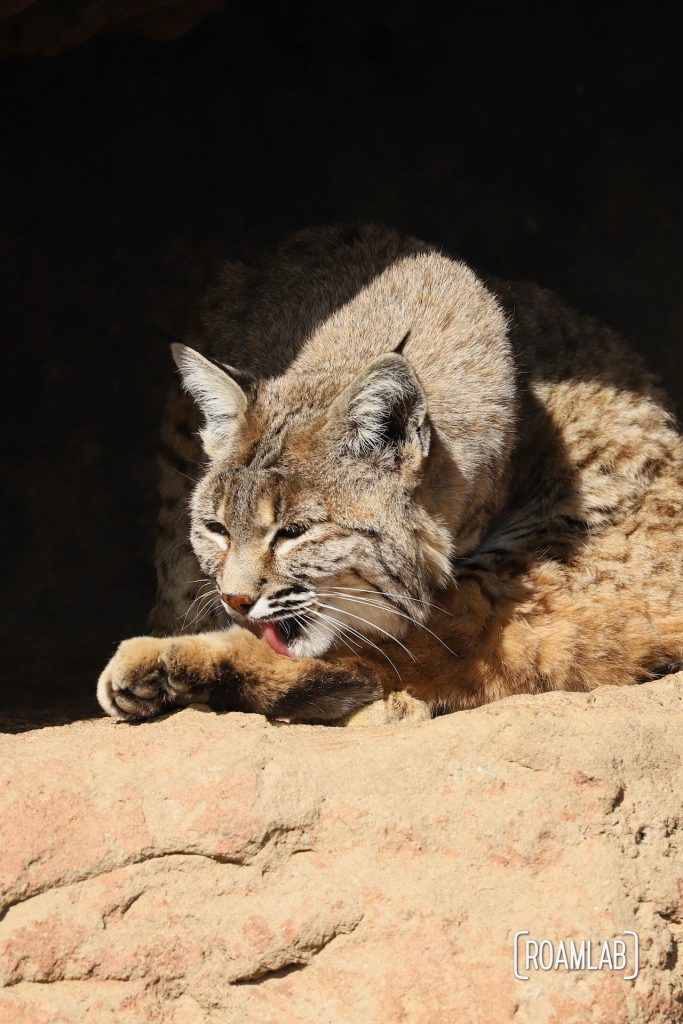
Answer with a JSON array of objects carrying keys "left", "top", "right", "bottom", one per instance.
[{"left": 2, "top": 1, "right": 681, "bottom": 728}]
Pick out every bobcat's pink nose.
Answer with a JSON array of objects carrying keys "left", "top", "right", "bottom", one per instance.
[{"left": 223, "top": 593, "right": 254, "bottom": 614}]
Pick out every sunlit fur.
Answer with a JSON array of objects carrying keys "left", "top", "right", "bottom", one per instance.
[{"left": 98, "top": 224, "right": 683, "bottom": 725}]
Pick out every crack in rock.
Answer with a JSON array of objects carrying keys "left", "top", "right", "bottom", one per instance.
[{"left": 230, "top": 917, "right": 363, "bottom": 986}]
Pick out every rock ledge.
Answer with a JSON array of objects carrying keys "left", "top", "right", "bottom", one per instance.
[{"left": 1, "top": 678, "right": 682, "bottom": 1023}]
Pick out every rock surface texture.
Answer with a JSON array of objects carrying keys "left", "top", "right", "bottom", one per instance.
[{"left": 1, "top": 678, "right": 682, "bottom": 1023}]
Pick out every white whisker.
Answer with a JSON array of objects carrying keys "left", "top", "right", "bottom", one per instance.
[
  {"left": 183, "top": 590, "right": 219, "bottom": 631},
  {"left": 311, "top": 609, "right": 403, "bottom": 680},
  {"left": 294, "top": 611, "right": 361, "bottom": 657},
  {"left": 167, "top": 465, "right": 198, "bottom": 485},
  {"left": 318, "top": 592, "right": 458, "bottom": 658},
  {"left": 316, "top": 602, "right": 418, "bottom": 663},
  {"left": 327, "top": 585, "right": 453, "bottom": 617},
  {"left": 185, "top": 598, "right": 215, "bottom": 631},
  {"left": 179, "top": 582, "right": 218, "bottom": 628}
]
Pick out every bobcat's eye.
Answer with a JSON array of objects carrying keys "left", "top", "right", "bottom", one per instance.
[
  {"left": 205, "top": 520, "right": 230, "bottom": 538},
  {"left": 273, "top": 524, "right": 308, "bottom": 546}
]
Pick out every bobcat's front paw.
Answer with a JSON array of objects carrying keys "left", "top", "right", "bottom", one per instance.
[{"left": 97, "top": 636, "right": 213, "bottom": 721}]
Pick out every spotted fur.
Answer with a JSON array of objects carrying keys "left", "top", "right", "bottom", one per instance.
[{"left": 98, "top": 224, "right": 683, "bottom": 724}]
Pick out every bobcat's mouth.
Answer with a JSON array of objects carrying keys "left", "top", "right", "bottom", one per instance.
[{"left": 242, "top": 616, "right": 300, "bottom": 658}]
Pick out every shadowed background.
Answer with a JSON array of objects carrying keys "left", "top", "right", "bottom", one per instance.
[{"left": 2, "top": 0, "right": 681, "bottom": 727}]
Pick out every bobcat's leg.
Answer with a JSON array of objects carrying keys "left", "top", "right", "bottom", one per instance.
[{"left": 97, "top": 628, "right": 383, "bottom": 723}]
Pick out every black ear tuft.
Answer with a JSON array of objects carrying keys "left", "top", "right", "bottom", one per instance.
[{"left": 393, "top": 329, "right": 411, "bottom": 356}]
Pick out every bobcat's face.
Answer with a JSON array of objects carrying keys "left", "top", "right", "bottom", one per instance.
[{"left": 177, "top": 345, "right": 453, "bottom": 660}]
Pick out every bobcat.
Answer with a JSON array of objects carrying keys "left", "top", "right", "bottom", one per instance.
[{"left": 98, "top": 224, "right": 683, "bottom": 726}]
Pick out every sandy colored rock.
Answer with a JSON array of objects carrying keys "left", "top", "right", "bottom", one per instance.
[{"left": 1, "top": 677, "right": 682, "bottom": 1023}]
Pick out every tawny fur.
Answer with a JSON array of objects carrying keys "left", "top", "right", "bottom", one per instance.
[{"left": 98, "top": 224, "right": 683, "bottom": 724}]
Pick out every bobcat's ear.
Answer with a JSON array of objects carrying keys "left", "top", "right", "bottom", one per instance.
[
  {"left": 172, "top": 343, "right": 249, "bottom": 458},
  {"left": 332, "top": 353, "right": 430, "bottom": 467}
]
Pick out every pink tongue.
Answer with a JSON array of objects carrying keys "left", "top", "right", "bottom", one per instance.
[
  {"left": 262, "top": 623, "right": 294, "bottom": 658},
  {"left": 243, "top": 619, "right": 293, "bottom": 658}
]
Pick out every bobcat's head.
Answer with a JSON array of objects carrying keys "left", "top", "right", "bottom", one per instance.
[{"left": 174, "top": 344, "right": 452, "bottom": 660}]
